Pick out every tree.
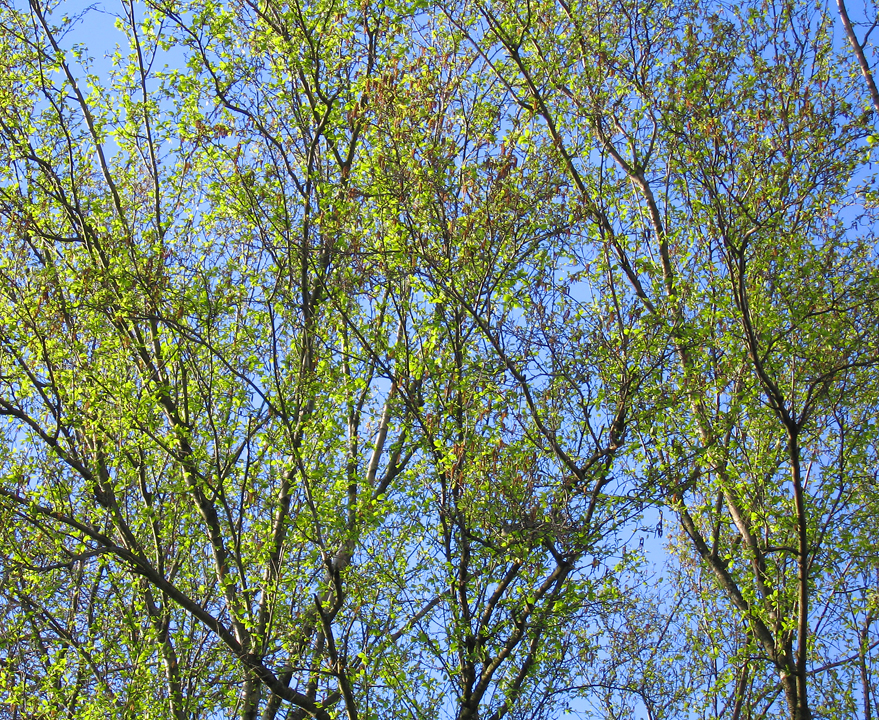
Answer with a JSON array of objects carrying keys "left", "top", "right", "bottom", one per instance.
[
  {"left": 0, "top": 0, "right": 877, "bottom": 718},
  {"left": 454, "top": 0, "right": 879, "bottom": 716}
]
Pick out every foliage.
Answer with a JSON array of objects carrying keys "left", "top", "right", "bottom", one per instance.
[{"left": 0, "top": 0, "right": 877, "bottom": 718}]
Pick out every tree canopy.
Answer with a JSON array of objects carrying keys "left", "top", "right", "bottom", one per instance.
[{"left": 0, "top": 0, "right": 878, "bottom": 718}]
